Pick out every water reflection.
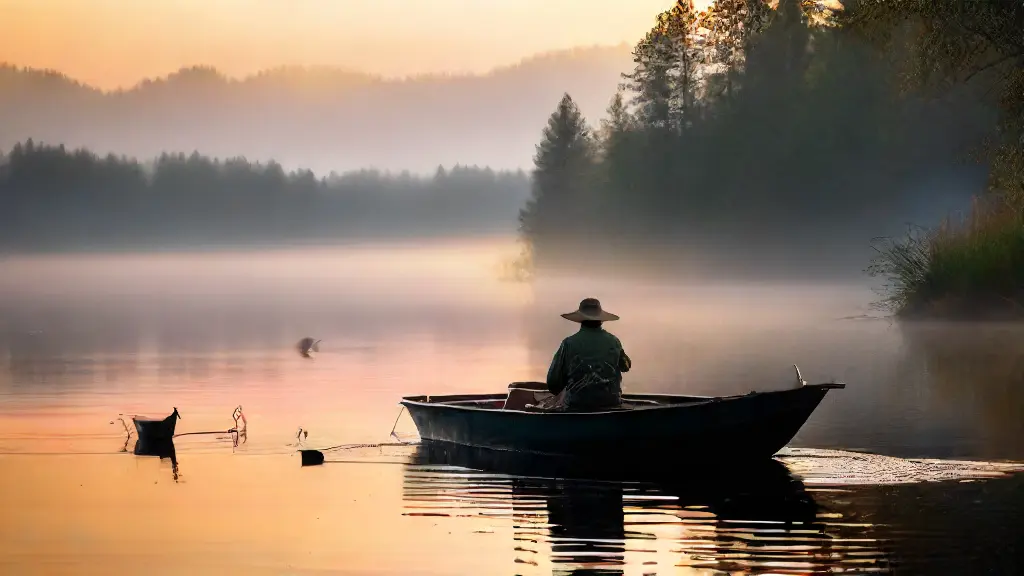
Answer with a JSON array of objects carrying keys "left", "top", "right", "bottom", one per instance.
[
  {"left": 899, "top": 322, "right": 1024, "bottom": 459},
  {"left": 403, "top": 441, "right": 891, "bottom": 574},
  {"left": 133, "top": 436, "right": 179, "bottom": 482}
]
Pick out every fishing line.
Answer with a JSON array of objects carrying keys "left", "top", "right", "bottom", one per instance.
[
  {"left": 303, "top": 405, "right": 413, "bottom": 453},
  {"left": 298, "top": 405, "right": 417, "bottom": 466},
  {"left": 318, "top": 440, "right": 417, "bottom": 453}
]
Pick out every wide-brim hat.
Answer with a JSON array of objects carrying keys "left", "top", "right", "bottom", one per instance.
[{"left": 561, "top": 298, "right": 619, "bottom": 323}]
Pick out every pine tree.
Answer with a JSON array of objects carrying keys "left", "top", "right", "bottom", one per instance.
[
  {"left": 664, "top": 1, "right": 705, "bottom": 130},
  {"left": 596, "top": 91, "right": 638, "bottom": 234},
  {"left": 623, "top": 25, "right": 674, "bottom": 131},
  {"left": 598, "top": 91, "right": 635, "bottom": 154},
  {"left": 518, "top": 93, "right": 595, "bottom": 266}
]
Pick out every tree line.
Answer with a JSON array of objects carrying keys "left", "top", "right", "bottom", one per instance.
[
  {"left": 0, "top": 140, "right": 529, "bottom": 251},
  {"left": 518, "top": 0, "right": 1018, "bottom": 283}
]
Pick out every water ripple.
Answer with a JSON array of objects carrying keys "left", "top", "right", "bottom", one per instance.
[
  {"left": 779, "top": 447, "right": 1024, "bottom": 485},
  {"left": 401, "top": 443, "right": 900, "bottom": 575}
]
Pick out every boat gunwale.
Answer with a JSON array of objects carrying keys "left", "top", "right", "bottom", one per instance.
[{"left": 400, "top": 382, "right": 845, "bottom": 416}]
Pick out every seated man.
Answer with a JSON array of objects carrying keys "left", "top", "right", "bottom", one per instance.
[{"left": 545, "top": 298, "right": 632, "bottom": 411}]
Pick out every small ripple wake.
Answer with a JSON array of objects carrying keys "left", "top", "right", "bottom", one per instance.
[{"left": 778, "top": 447, "right": 1024, "bottom": 485}]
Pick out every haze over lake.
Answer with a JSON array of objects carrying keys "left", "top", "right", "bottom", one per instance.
[
  {"left": 2, "top": 238, "right": 1023, "bottom": 573},
  {"left": 4, "top": 0, "right": 1024, "bottom": 572}
]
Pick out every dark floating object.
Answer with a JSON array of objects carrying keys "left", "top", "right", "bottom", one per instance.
[
  {"left": 297, "top": 337, "right": 321, "bottom": 358},
  {"left": 132, "top": 407, "right": 181, "bottom": 442},
  {"left": 400, "top": 365, "right": 846, "bottom": 463},
  {"left": 134, "top": 436, "right": 177, "bottom": 460},
  {"left": 300, "top": 449, "right": 325, "bottom": 467}
]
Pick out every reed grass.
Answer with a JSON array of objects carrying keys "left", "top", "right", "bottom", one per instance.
[{"left": 868, "top": 195, "right": 1024, "bottom": 319}]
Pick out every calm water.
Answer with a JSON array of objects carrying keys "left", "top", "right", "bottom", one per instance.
[{"left": 1, "top": 239, "right": 1023, "bottom": 574}]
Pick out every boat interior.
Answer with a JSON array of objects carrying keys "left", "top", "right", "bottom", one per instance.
[
  {"left": 404, "top": 382, "right": 716, "bottom": 412},
  {"left": 402, "top": 380, "right": 846, "bottom": 412}
]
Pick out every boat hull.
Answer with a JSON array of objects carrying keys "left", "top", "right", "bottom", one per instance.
[
  {"left": 132, "top": 410, "right": 179, "bottom": 442},
  {"left": 401, "top": 384, "right": 841, "bottom": 462}
]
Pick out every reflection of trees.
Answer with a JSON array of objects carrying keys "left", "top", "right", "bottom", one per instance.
[
  {"left": 403, "top": 442, "right": 891, "bottom": 574},
  {"left": 899, "top": 323, "right": 1024, "bottom": 459},
  {"left": 1, "top": 293, "right": 522, "bottom": 383}
]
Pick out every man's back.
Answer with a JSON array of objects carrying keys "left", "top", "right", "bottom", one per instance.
[{"left": 546, "top": 324, "right": 632, "bottom": 410}]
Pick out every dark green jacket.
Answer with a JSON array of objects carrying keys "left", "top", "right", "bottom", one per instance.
[{"left": 546, "top": 324, "right": 632, "bottom": 409}]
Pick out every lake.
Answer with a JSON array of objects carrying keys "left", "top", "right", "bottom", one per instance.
[{"left": 1, "top": 238, "right": 1023, "bottom": 575}]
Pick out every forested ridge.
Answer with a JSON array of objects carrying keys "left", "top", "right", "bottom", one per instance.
[
  {"left": 518, "top": 0, "right": 1022, "bottom": 291},
  {"left": 0, "top": 141, "right": 529, "bottom": 251}
]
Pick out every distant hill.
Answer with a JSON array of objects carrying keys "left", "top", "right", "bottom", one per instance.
[{"left": 0, "top": 45, "right": 634, "bottom": 174}]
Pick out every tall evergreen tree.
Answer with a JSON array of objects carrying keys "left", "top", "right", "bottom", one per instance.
[
  {"left": 664, "top": 1, "right": 705, "bottom": 130},
  {"left": 701, "top": 0, "right": 772, "bottom": 104},
  {"left": 596, "top": 91, "right": 639, "bottom": 234},
  {"left": 519, "top": 93, "right": 595, "bottom": 265},
  {"left": 624, "top": 25, "right": 675, "bottom": 131}
]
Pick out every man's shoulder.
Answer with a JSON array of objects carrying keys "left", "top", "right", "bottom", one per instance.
[
  {"left": 603, "top": 331, "right": 623, "bottom": 346},
  {"left": 570, "top": 328, "right": 622, "bottom": 346}
]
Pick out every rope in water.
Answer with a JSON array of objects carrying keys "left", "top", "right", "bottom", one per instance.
[
  {"left": 319, "top": 441, "right": 416, "bottom": 452},
  {"left": 173, "top": 429, "right": 239, "bottom": 438},
  {"left": 320, "top": 460, "right": 407, "bottom": 465},
  {"left": 314, "top": 406, "right": 413, "bottom": 452}
]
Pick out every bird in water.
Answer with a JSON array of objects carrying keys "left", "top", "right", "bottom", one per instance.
[{"left": 297, "top": 337, "right": 321, "bottom": 358}]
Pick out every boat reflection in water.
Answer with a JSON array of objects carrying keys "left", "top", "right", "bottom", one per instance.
[
  {"left": 133, "top": 436, "right": 179, "bottom": 483},
  {"left": 403, "top": 441, "right": 891, "bottom": 574}
]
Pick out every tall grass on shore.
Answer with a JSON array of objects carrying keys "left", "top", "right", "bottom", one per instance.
[{"left": 868, "top": 196, "right": 1024, "bottom": 319}]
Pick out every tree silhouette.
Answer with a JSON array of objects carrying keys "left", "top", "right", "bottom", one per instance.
[
  {"left": 519, "top": 93, "right": 595, "bottom": 266},
  {"left": 517, "top": 0, "right": 1009, "bottom": 279},
  {"left": 0, "top": 142, "right": 529, "bottom": 251}
]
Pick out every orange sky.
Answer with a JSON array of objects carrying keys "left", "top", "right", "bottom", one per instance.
[{"left": 0, "top": 0, "right": 715, "bottom": 89}]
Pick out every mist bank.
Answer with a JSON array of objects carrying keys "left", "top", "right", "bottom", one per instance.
[
  {"left": 0, "top": 46, "right": 633, "bottom": 174},
  {"left": 0, "top": 141, "right": 528, "bottom": 253},
  {"left": 518, "top": 0, "right": 1010, "bottom": 288}
]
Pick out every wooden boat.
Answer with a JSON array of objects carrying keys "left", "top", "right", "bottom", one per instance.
[
  {"left": 132, "top": 407, "right": 180, "bottom": 442},
  {"left": 400, "top": 367, "right": 844, "bottom": 462}
]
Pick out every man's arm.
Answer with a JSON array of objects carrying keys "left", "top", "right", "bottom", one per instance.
[
  {"left": 619, "top": 349, "right": 632, "bottom": 373},
  {"left": 546, "top": 340, "right": 568, "bottom": 395}
]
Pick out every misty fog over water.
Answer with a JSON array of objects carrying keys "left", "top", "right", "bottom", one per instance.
[
  {"left": 1, "top": 238, "right": 1022, "bottom": 462},
  {"left": 1, "top": 238, "right": 1023, "bottom": 575},
  {"left": 3, "top": 0, "right": 1024, "bottom": 569}
]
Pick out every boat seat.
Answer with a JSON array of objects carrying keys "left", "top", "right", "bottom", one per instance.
[
  {"left": 503, "top": 388, "right": 553, "bottom": 411},
  {"left": 504, "top": 381, "right": 663, "bottom": 412},
  {"left": 523, "top": 401, "right": 651, "bottom": 413}
]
